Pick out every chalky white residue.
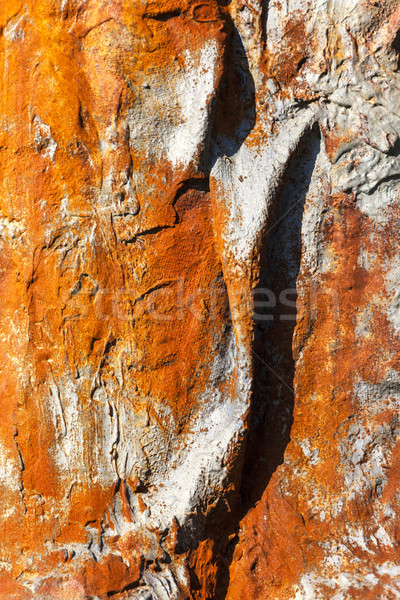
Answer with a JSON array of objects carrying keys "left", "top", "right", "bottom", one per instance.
[
  {"left": 290, "top": 565, "right": 400, "bottom": 600},
  {"left": 384, "top": 258, "right": 400, "bottom": 335},
  {"left": 340, "top": 421, "right": 392, "bottom": 500},
  {"left": 300, "top": 143, "right": 331, "bottom": 272},
  {"left": 0, "top": 216, "right": 26, "bottom": 242},
  {"left": 299, "top": 438, "right": 320, "bottom": 465},
  {"left": 142, "top": 330, "right": 250, "bottom": 530},
  {"left": 47, "top": 375, "right": 116, "bottom": 488},
  {"left": 147, "top": 392, "right": 246, "bottom": 528},
  {"left": 3, "top": 12, "right": 26, "bottom": 42},
  {"left": 354, "top": 298, "right": 377, "bottom": 340},
  {"left": 309, "top": 533, "right": 400, "bottom": 599},
  {"left": 0, "top": 440, "right": 20, "bottom": 493},
  {"left": 33, "top": 115, "right": 57, "bottom": 162},
  {"left": 357, "top": 246, "right": 378, "bottom": 271},
  {"left": 167, "top": 41, "right": 219, "bottom": 169},
  {"left": 212, "top": 108, "right": 316, "bottom": 266},
  {"left": 377, "top": 563, "right": 400, "bottom": 578}
]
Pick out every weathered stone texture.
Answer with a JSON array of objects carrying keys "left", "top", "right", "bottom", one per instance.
[{"left": 1, "top": 1, "right": 400, "bottom": 598}]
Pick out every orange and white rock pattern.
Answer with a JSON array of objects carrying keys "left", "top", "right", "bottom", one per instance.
[{"left": 0, "top": 1, "right": 400, "bottom": 598}]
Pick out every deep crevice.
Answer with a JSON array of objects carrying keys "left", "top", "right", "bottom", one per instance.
[
  {"left": 144, "top": 10, "right": 181, "bottom": 22},
  {"left": 392, "top": 29, "right": 400, "bottom": 71},
  {"left": 212, "top": 126, "right": 321, "bottom": 600},
  {"left": 107, "top": 581, "right": 140, "bottom": 597},
  {"left": 241, "top": 125, "right": 321, "bottom": 512}
]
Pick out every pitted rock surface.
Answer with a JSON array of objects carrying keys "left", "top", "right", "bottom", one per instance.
[{"left": 1, "top": 1, "right": 400, "bottom": 598}]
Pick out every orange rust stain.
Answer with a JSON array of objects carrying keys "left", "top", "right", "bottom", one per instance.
[
  {"left": 227, "top": 177, "right": 400, "bottom": 598},
  {"left": 2, "top": 1, "right": 400, "bottom": 598}
]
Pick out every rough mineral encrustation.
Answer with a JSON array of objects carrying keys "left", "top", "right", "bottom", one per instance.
[{"left": 1, "top": 1, "right": 400, "bottom": 598}]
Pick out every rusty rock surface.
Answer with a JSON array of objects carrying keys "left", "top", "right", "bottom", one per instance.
[{"left": 1, "top": 0, "right": 400, "bottom": 598}]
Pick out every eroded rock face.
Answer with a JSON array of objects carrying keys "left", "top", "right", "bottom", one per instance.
[{"left": 1, "top": 1, "right": 400, "bottom": 598}]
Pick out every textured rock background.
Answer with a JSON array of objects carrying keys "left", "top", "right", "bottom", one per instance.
[{"left": 1, "top": 0, "right": 400, "bottom": 598}]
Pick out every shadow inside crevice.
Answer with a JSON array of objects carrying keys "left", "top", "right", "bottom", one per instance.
[
  {"left": 240, "top": 125, "right": 321, "bottom": 512},
  {"left": 210, "top": 15, "right": 256, "bottom": 162},
  {"left": 210, "top": 126, "right": 321, "bottom": 600},
  {"left": 169, "top": 5, "right": 321, "bottom": 597}
]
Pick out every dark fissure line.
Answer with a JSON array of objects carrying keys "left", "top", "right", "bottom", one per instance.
[
  {"left": 145, "top": 10, "right": 181, "bottom": 22},
  {"left": 172, "top": 176, "right": 210, "bottom": 206}
]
